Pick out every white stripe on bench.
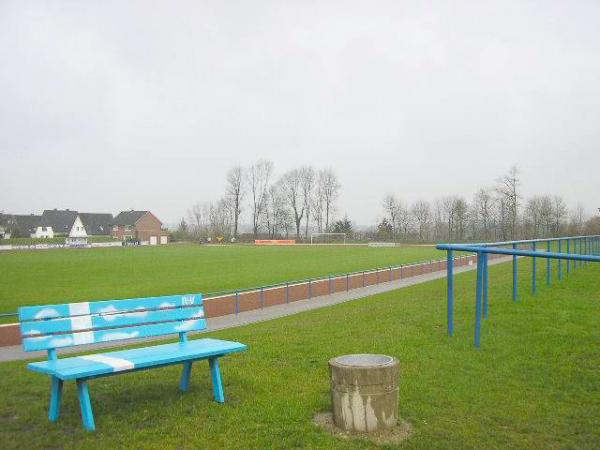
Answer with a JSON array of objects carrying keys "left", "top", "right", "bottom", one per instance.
[
  {"left": 69, "top": 302, "right": 94, "bottom": 345},
  {"left": 79, "top": 354, "right": 135, "bottom": 372}
]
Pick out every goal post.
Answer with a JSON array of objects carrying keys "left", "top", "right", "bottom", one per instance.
[{"left": 310, "top": 232, "right": 347, "bottom": 245}]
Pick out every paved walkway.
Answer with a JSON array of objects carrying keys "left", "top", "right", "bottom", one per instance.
[{"left": 0, "top": 257, "right": 511, "bottom": 362}]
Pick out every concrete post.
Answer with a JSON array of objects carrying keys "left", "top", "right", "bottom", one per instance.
[{"left": 329, "top": 354, "right": 399, "bottom": 432}]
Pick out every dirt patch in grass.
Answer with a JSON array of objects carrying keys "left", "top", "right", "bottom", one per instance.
[{"left": 313, "top": 411, "right": 412, "bottom": 446}]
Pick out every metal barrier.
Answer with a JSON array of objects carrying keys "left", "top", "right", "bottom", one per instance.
[
  {"left": 437, "top": 235, "right": 600, "bottom": 348},
  {"left": 0, "top": 255, "right": 477, "bottom": 323}
]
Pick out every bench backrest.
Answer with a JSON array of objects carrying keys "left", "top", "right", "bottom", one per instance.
[{"left": 19, "top": 293, "right": 205, "bottom": 354}]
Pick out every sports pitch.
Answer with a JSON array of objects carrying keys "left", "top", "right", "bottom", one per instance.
[
  {"left": 0, "top": 244, "right": 442, "bottom": 315},
  {"left": 0, "top": 259, "right": 598, "bottom": 449}
]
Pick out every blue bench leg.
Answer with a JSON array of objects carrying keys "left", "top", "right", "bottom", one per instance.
[
  {"left": 49, "top": 376, "right": 63, "bottom": 422},
  {"left": 209, "top": 358, "right": 225, "bottom": 403},
  {"left": 180, "top": 362, "right": 193, "bottom": 392},
  {"left": 76, "top": 379, "right": 96, "bottom": 432}
]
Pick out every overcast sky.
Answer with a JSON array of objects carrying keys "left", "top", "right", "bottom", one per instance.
[{"left": 1, "top": 1, "right": 599, "bottom": 225}]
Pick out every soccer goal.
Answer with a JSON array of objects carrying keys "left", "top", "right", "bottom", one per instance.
[{"left": 310, "top": 232, "right": 347, "bottom": 245}]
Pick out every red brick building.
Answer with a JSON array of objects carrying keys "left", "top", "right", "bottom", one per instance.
[{"left": 111, "top": 210, "right": 169, "bottom": 245}]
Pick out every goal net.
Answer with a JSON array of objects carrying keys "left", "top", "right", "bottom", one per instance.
[{"left": 310, "top": 233, "right": 347, "bottom": 245}]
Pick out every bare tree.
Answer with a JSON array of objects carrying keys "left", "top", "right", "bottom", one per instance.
[
  {"left": 247, "top": 160, "right": 273, "bottom": 237},
  {"left": 441, "top": 196, "right": 457, "bottom": 240},
  {"left": 382, "top": 193, "right": 400, "bottom": 239},
  {"left": 207, "top": 197, "right": 233, "bottom": 239},
  {"left": 265, "top": 182, "right": 292, "bottom": 238},
  {"left": 454, "top": 197, "right": 469, "bottom": 241},
  {"left": 225, "top": 166, "right": 244, "bottom": 239},
  {"left": 280, "top": 169, "right": 305, "bottom": 238},
  {"left": 410, "top": 200, "right": 431, "bottom": 241},
  {"left": 496, "top": 165, "right": 520, "bottom": 239},
  {"left": 300, "top": 166, "right": 315, "bottom": 239},
  {"left": 187, "top": 202, "right": 208, "bottom": 239},
  {"left": 312, "top": 181, "right": 325, "bottom": 233},
  {"left": 473, "top": 188, "right": 494, "bottom": 240},
  {"left": 397, "top": 203, "right": 411, "bottom": 238},
  {"left": 320, "top": 169, "right": 340, "bottom": 231},
  {"left": 187, "top": 202, "right": 203, "bottom": 229},
  {"left": 569, "top": 203, "right": 586, "bottom": 235},
  {"left": 524, "top": 196, "right": 543, "bottom": 238},
  {"left": 552, "top": 195, "right": 568, "bottom": 235}
]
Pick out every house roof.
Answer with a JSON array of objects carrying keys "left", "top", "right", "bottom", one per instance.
[
  {"left": 41, "top": 209, "right": 78, "bottom": 234},
  {"left": 0, "top": 213, "right": 11, "bottom": 228},
  {"left": 12, "top": 214, "right": 42, "bottom": 235},
  {"left": 113, "top": 210, "right": 150, "bottom": 226},
  {"left": 79, "top": 213, "right": 113, "bottom": 235}
]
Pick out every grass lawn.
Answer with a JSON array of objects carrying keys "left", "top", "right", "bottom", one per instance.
[
  {"left": 0, "top": 244, "right": 441, "bottom": 315},
  {"left": 0, "top": 260, "right": 598, "bottom": 449}
]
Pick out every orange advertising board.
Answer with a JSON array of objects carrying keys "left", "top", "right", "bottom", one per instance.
[{"left": 254, "top": 240, "right": 296, "bottom": 245}]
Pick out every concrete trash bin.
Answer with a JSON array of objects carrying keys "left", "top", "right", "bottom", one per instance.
[{"left": 329, "top": 354, "right": 399, "bottom": 432}]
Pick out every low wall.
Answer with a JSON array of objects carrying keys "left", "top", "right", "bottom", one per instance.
[
  {"left": 0, "top": 241, "right": 123, "bottom": 251},
  {"left": 0, "top": 254, "right": 486, "bottom": 347}
]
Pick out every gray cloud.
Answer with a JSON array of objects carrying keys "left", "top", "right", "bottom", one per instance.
[{"left": 1, "top": 0, "right": 599, "bottom": 224}]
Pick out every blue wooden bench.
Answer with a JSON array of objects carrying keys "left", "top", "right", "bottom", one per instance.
[{"left": 19, "top": 293, "right": 247, "bottom": 431}]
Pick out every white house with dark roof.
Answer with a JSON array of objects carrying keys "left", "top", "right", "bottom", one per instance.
[
  {"left": 40, "top": 209, "right": 79, "bottom": 237},
  {"left": 78, "top": 213, "right": 113, "bottom": 236}
]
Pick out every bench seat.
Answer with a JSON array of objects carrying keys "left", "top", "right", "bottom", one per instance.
[
  {"left": 28, "top": 338, "right": 246, "bottom": 380},
  {"left": 19, "top": 293, "right": 248, "bottom": 431}
]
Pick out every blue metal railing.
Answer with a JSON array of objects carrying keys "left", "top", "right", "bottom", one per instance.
[{"left": 437, "top": 235, "right": 600, "bottom": 348}]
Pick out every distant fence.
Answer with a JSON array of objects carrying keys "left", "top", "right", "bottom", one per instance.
[
  {"left": 199, "top": 253, "right": 505, "bottom": 317},
  {"left": 0, "top": 253, "right": 501, "bottom": 347}
]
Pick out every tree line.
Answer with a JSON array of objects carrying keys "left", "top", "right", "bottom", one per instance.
[
  {"left": 174, "top": 164, "right": 599, "bottom": 243},
  {"left": 377, "top": 166, "right": 600, "bottom": 242},
  {"left": 174, "top": 160, "right": 341, "bottom": 241}
]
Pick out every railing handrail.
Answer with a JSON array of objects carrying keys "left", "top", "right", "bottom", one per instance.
[
  {"left": 456, "top": 234, "right": 600, "bottom": 248},
  {"left": 437, "top": 244, "right": 600, "bottom": 262},
  {"left": 438, "top": 234, "right": 600, "bottom": 348}
]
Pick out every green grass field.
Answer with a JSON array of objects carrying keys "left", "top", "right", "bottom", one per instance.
[
  {"left": 0, "top": 259, "right": 597, "bottom": 449},
  {"left": 0, "top": 244, "right": 441, "bottom": 315}
]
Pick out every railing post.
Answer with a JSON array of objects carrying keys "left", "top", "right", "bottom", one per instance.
[
  {"left": 346, "top": 273, "right": 349, "bottom": 291},
  {"left": 567, "top": 239, "right": 571, "bottom": 274},
  {"left": 362, "top": 271, "right": 365, "bottom": 287},
  {"left": 308, "top": 279, "right": 312, "bottom": 299},
  {"left": 328, "top": 275, "right": 332, "bottom": 295},
  {"left": 546, "top": 240, "right": 551, "bottom": 286},
  {"left": 532, "top": 241, "right": 537, "bottom": 295},
  {"left": 389, "top": 266, "right": 392, "bottom": 281},
  {"left": 558, "top": 240, "right": 562, "bottom": 281},
  {"left": 235, "top": 291, "right": 240, "bottom": 315},
  {"left": 474, "top": 251, "right": 484, "bottom": 348},
  {"left": 483, "top": 252, "right": 489, "bottom": 320},
  {"left": 447, "top": 250, "right": 454, "bottom": 337},
  {"left": 285, "top": 282, "right": 289, "bottom": 304},
  {"left": 512, "top": 243, "right": 518, "bottom": 302},
  {"left": 260, "top": 287, "right": 265, "bottom": 308}
]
